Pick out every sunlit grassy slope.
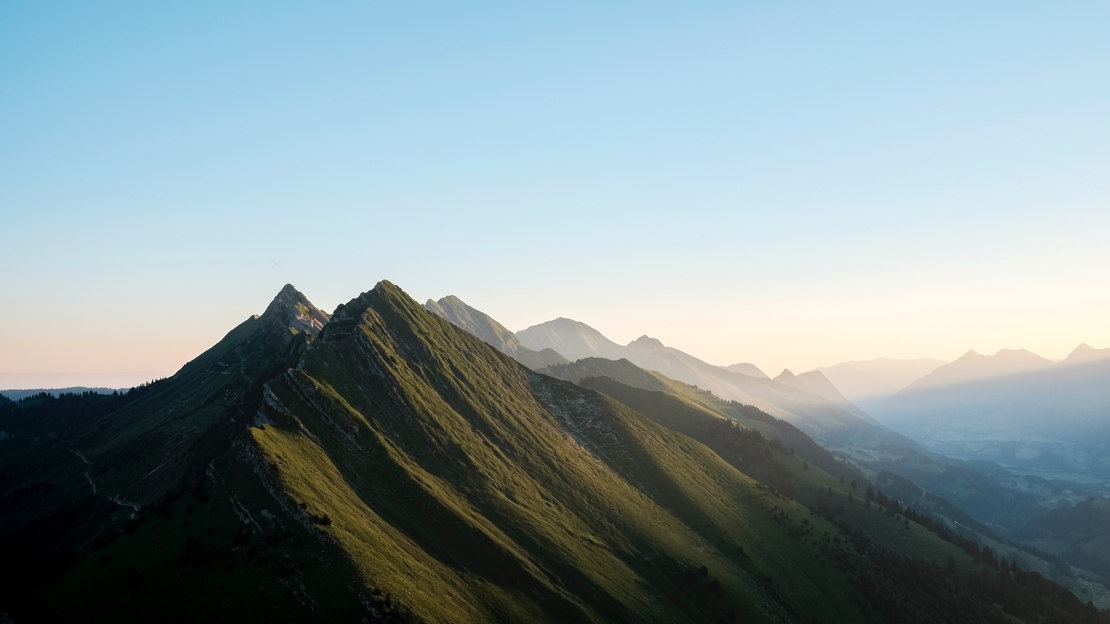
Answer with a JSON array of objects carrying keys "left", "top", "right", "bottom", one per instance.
[
  {"left": 251, "top": 281, "right": 864, "bottom": 622},
  {"left": 27, "top": 281, "right": 1110, "bottom": 623}
]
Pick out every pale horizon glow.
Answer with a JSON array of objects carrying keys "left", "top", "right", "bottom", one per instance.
[{"left": 2, "top": 3, "right": 1108, "bottom": 390}]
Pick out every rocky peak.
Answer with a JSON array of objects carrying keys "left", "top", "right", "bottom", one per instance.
[{"left": 260, "top": 284, "right": 330, "bottom": 338}]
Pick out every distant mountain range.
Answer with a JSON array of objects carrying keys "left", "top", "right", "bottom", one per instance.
[
  {"left": 4, "top": 281, "right": 1104, "bottom": 621},
  {"left": 423, "top": 296, "right": 568, "bottom": 370},
  {"left": 873, "top": 344, "right": 1110, "bottom": 481},
  {"left": 724, "top": 362, "right": 769, "bottom": 379},
  {"left": 900, "top": 348, "right": 1055, "bottom": 392},
  {"left": 513, "top": 315, "right": 896, "bottom": 448},
  {"left": 433, "top": 299, "right": 1110, "bottom": 602},
  {"left": 816, "top": 357, "right": 946, "bottom": 413}
]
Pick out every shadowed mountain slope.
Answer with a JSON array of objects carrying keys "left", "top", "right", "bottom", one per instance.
[
  {"left": 0, "top": 284, "right": 331, "bottom": 617},
  {"left": 519, "top": 318, "right": 894, "bottom": 449},
  {"left": 540, "top": 357, "right": 856, "bottom": 484},
  {"left": 2, "top": 282, "right": 1106, "bottom": 623}
]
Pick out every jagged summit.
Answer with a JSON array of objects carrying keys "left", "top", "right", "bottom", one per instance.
[
  {"left": 319, "top": 280, "right": 404, "bottom": 341},
  {"left": 259, "top": 283, "right": 330, "bottom": 337}
]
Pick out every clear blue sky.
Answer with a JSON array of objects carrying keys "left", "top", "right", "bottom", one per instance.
[{"left": 3, "top": 2, "right": 1109, "bottom": 388}]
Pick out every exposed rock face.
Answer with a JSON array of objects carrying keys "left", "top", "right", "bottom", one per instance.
[{"left": 260, "top": 283, "right": 331, "bottom": 338}]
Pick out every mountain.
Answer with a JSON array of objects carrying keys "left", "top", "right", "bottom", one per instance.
[
  {"left": 424, "top": 295, "right": 567, "bottom": 370},
  {"left": 902, "top": 348, "right": 1053, "bottom": 393},
  {"left": 517, "top": 317, "right": 626, "bottom": 361},
  {"left": 816, "top": 357, "right": 946, "bottom": 412},
  {"left": 542, "top": 357, "right": 859, "bottom": 485},
  {"left": 875, "top": 346, "right": 1110, "bottom": 481},
  {"left": 1063, "top": 343, "right": 1110, "bottom": 367},
  {"left": 1, "top": 281, "right": 1106, "bottom": 622},
  {"left": 0, "top": 283, "right": 329, "bottom": 618},
  {"left": 725, "top": 362, "right": 768, "bottom": 379},
  {"left": 773, "top": 369, "right": 868, "bottom": 419},
  {"left": 519, "top": 319, "right": 890, "bottom": 449}
]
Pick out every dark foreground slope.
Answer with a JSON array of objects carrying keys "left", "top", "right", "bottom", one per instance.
[
  {"left": 0, "top": 284, "right": 328, "bottom": 611},
  {"left": 1, "top": 281, "right": 1106, "bottom": 623}
]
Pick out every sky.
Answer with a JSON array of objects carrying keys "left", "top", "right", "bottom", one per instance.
[{"left": 2, "top": 2, "right": 1109, "bottom": 389}]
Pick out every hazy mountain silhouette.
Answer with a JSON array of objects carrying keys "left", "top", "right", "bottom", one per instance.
[
  {"left": 424, "top": 295, "right": 568, "bottom": 370},
  {"left": 774, "top": 369, "right": 870, "bottom": 420},
  {"left": 519, "top": 317, "right": 892, "bottom": 448},
  {"left": 724, "top": 362, "right": 768, "bottom": 379},
  {"left": 875, "top": 346, "right": 1110, "bottom": 481},
  {"left": 517, "top": 317, "right": 626, "bottom": 361},
  {"left": 901, "top": 348, "right": 1054, "bottom": 392},
  {"left": 816, "top": 357, "right": 946, "bottom": 413},
  {"left": 1062, "top": 343, "right": 1110, "bottom": 366}
]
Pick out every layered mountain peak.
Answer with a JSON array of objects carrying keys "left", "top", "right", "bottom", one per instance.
[
  {"left": 724, "top": 362, "right": 769, "bottom": 379},
  {"left": 424, "top": 294, "right": 567, "bottom": 370},
  {"left": 319, "top": 280, "right": 408, "bottom": 342},
  {"left": 424, "top": 294, "right": 515, "bottom": 346},
  {"left": 627, "top": 335, "right": 665, "bottom": 350},
  {"left": 906, "top": 347, "right": 1053, "bottom": 391},
  {"left": 259, "top": 283, "right": 330, "bottom": 338},
  {"left": 516, "top": 316, "right": 624, "bottom": 361},
  {"left": 993, "top": 347, "right": 1049, "bottom": 362},
  {"left": 772, "top": 369, "right": 872, "bottom": 422},
  {"left": 1063, "top": 342, "right": 1110, "bottom": 365}
]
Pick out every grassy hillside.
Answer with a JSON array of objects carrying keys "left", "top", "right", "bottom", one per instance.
[{"left": 5, "top": 281, "right": 1108, "bottom": 623}]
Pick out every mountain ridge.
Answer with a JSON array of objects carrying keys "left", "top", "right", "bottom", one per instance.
[
  {"left": 516, "top": 315, "right": 888, "bottom": 448},
  {"left": 424, "top": 295, "right": 568, "bottom": 370},
  {"left": 2, "top": 281, "right": 1107, "bottom": 622}
]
